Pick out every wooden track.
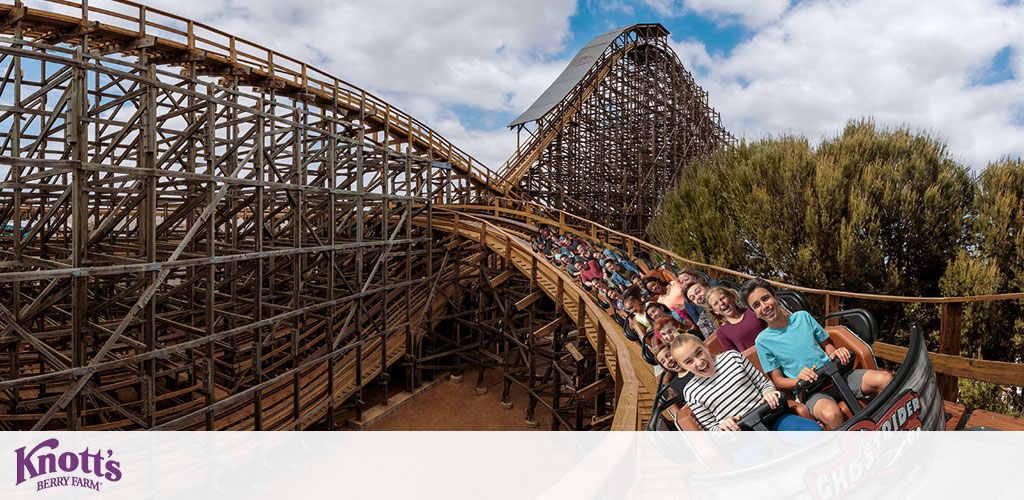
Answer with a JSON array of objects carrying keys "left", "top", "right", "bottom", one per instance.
[
  {"left": 0, "top": 1, "right": 1021, "bottom": 433},
  {"left": 0, "top": 0, "right": 510, "bottom": 195}
]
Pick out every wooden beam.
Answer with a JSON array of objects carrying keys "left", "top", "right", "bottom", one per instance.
[
  {"left": 873, "top": 341, "right": 1023, "bottom": 388},
  {"left": 591, "top": 412, "right": 615, "bottom": 427},
  {"left": 938, "top": 302, "right": 963, "bottom": 399},
  {"left": 150, "top": 49, "right": 208, "bottom": 65},
  {"left": 0, "top": 5, "right": 26, "bottom": 32},
  {"left": 565, "top": 343, "right": 584, "bottom": 362},
  {"left": 465, "top": 251, "right": 487, "bottom": 266},
  {"left": 197, "top": 65, "right": 252, "bottom": 77},
  {"left": 824, "top": 294, "right": 841, "bottom": 326},
  {"left": 555, "top": 279, "right": 564, "bottom": 314},
  {"left": 964, "top": 409, "right": 1024, "bottom": 431},
  {"left": 577, "top": 376, "right": 615, "bottom": 400},
  {"left": 610, "top": 382, "right": 638, "bottom": 431},
  {"left": 94, "top": 36, "right": 156, "bottom": 56},
  {"left": 532, "top": 316, "right": 566, "bottom": 338},
  {"left": 41, "top": 21, "right": 98, "bottom": 45},
  {"left": 515, "top": 290, "right": 544, "bottom": 311},
  {"left": 489, "top": 269, "right": 516, "bottom": 288}
]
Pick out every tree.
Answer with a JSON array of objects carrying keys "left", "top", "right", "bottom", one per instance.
[
  {"left": 649, "top": 119, "right": 975, "bottom": 340},
  {"left": 940, "top": 157, "right": 1024, "bottom": 415}
]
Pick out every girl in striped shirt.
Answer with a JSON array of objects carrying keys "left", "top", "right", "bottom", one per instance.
[{"left": 670, "top": 334, "right": 820, "bottom": 432}]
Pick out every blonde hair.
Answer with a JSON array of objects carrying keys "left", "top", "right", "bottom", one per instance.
[
  {"left": 706, "top": 286, "right": 744, "bottom": 327},
  {"left": 669, "top": 333, "right": 704, "bottom": 352}
]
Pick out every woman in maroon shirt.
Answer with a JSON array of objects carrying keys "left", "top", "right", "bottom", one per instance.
[{"left": 706, "top": 286, "right": 766, "bottom": 352}]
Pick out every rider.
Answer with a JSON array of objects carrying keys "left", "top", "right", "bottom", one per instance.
[
  {"left": 670, "top": 333, "right": 821, "bottom": 431},
  {"left": 740, "top": 278, "right": 893, "bottom": 430}
]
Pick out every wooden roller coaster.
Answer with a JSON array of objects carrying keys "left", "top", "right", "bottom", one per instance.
[{"left": 0, "top": 0, "right": 1021, "bottom": 432}]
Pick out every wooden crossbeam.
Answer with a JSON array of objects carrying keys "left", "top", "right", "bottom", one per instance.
[
  {"left": 488, "top": 269, "right": 516, "bottom": 288},
  {"left": 532, "top": 316, "right": 566, "bottom": 338},
  {"left": 577, "top": 376, "right": 615, "bottom": 400},
  {"left": 464, "top": 251, "right": 488, "bottom": 267},
  {"left": 515, "top": 290, "right": 544, "bottom": 311},
  {"left": 93, "top": 36, "right": 156, "bottom": 56},
  {"left": 565, "top": 342, "right": 584, "bottom": 362}
]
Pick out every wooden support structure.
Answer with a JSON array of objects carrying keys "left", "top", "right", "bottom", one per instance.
[
  {"left": 824, "top": 293, "right": 841, "bottom": 326},
  {"left": 1, "top": 0, "right": 1021, "bottom": 434},
  {"left": 532, "top": 317, "right": 566, "bottom": 338},
  {"left": 494, "top": 25, "right": 732, "bottom": 238},
  {"left": 515, "top": 291, "right": 545, "bottom": 311},
  {"left": 0, "top": 2, "right": 475, "bottom": 430},
  {"left": 938, "top": 302, "right": 964, "bottom": 400}
]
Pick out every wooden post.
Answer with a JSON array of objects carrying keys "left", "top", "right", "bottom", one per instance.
[
  {"left": 938, "top": 302, "right": 963, "bottom": 400},
  {"left": 824, "top": 294, "right": 841, "bottom": 326},
  {"left": 504, "top": 235, "right": 512, "bottom": 267},
  {"left": 555, "top": 279, "right": 564, "bottom": 315}
]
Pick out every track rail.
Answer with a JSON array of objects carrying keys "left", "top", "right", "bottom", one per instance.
[
  {"left": 0, "top": 0, "right": 511, "bottom": 196},
  {"left": 0, "top": 1, "right": 1019, "bottom": 432},
  {"left": 444, "top": 199, "right": 1024, "bottom": 400}
]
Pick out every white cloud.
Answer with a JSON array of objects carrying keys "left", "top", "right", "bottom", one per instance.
[
  {"left": 692, "top": 0, "right": 1024, "bottom": 170},
  {"left": 71, "top": 0, "right": 1024, "bottom": 172},
  {"left": 136, "top": 0, "right": 576, "bottom": 169},
  {"left": 643, "top": 0, "right": 791, "bottom": 27}
]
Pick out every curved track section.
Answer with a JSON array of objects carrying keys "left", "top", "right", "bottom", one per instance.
[
  {"left": 0, "top": 0, "right": 480, "bottom": 430},
  {"left": 0, "top": 2, "right": 1019, "bottom": 432},
  {"left": 0, "top": 0, "right": 507, "bottom": 197}
]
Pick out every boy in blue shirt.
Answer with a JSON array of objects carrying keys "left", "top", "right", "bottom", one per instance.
[{"left": 740, "top": 278, "right": 892, "bottom": 430}]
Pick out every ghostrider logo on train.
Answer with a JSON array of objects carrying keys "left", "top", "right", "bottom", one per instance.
[
  {"left": 848, "top": 390, "right": 923, "bottom": 431},
  {"left": 804, "top": 429, "right": 921, "bottom": 499},
  {"left": 14, "top": 438, "right": 122, "bottom": 492}
]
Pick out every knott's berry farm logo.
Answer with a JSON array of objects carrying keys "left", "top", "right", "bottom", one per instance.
[
  {"left": 14, "top": 438, "right": 122, "bottom": 493},
  {"left": 848, "top": 390, "right": 923, "bottom": 431}
]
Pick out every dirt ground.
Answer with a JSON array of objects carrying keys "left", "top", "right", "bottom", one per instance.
[{"left": 367, "top": 366, "right": 554, "bottom": 431}]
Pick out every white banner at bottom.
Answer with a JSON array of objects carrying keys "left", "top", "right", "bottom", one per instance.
[{"left": 0, "top": 431, "right": 1021, "bottom": 499}]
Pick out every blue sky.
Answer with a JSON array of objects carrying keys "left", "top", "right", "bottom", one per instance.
[
  {"left": 452, "top": 1, "right": 755, "bottom": 132},
  {"left": 63, "top": 0, "right": 1024, "bottom": 171}
]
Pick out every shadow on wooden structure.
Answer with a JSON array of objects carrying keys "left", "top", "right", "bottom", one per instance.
[{"left": 0, "top": 0, "right": 1020, "bottom": 433}]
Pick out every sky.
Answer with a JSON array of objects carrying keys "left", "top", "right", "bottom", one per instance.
[{"left": 132, "top": 0, "right": 1023, "bottom": 172}]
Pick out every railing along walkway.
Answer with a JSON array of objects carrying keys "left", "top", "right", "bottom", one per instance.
[
  {"left": 422, "top": 209, "right": 656, "bottom": 430},
  {"left": 0, "top": 0, "right": 512, "bottom": 195},
  {"left": 438, "top": 199, "right": 1024, "bottom": 402}
]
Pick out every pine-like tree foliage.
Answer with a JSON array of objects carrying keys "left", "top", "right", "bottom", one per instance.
[
  {"left": 940, "top": 157, "right": 1024, "bottom": 415},
  {"left": 650, "top": 119, "right": 1024, "bottom": 414},
  {"left": 650, "top": 119, "right": 974, "bottom": 302}
]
